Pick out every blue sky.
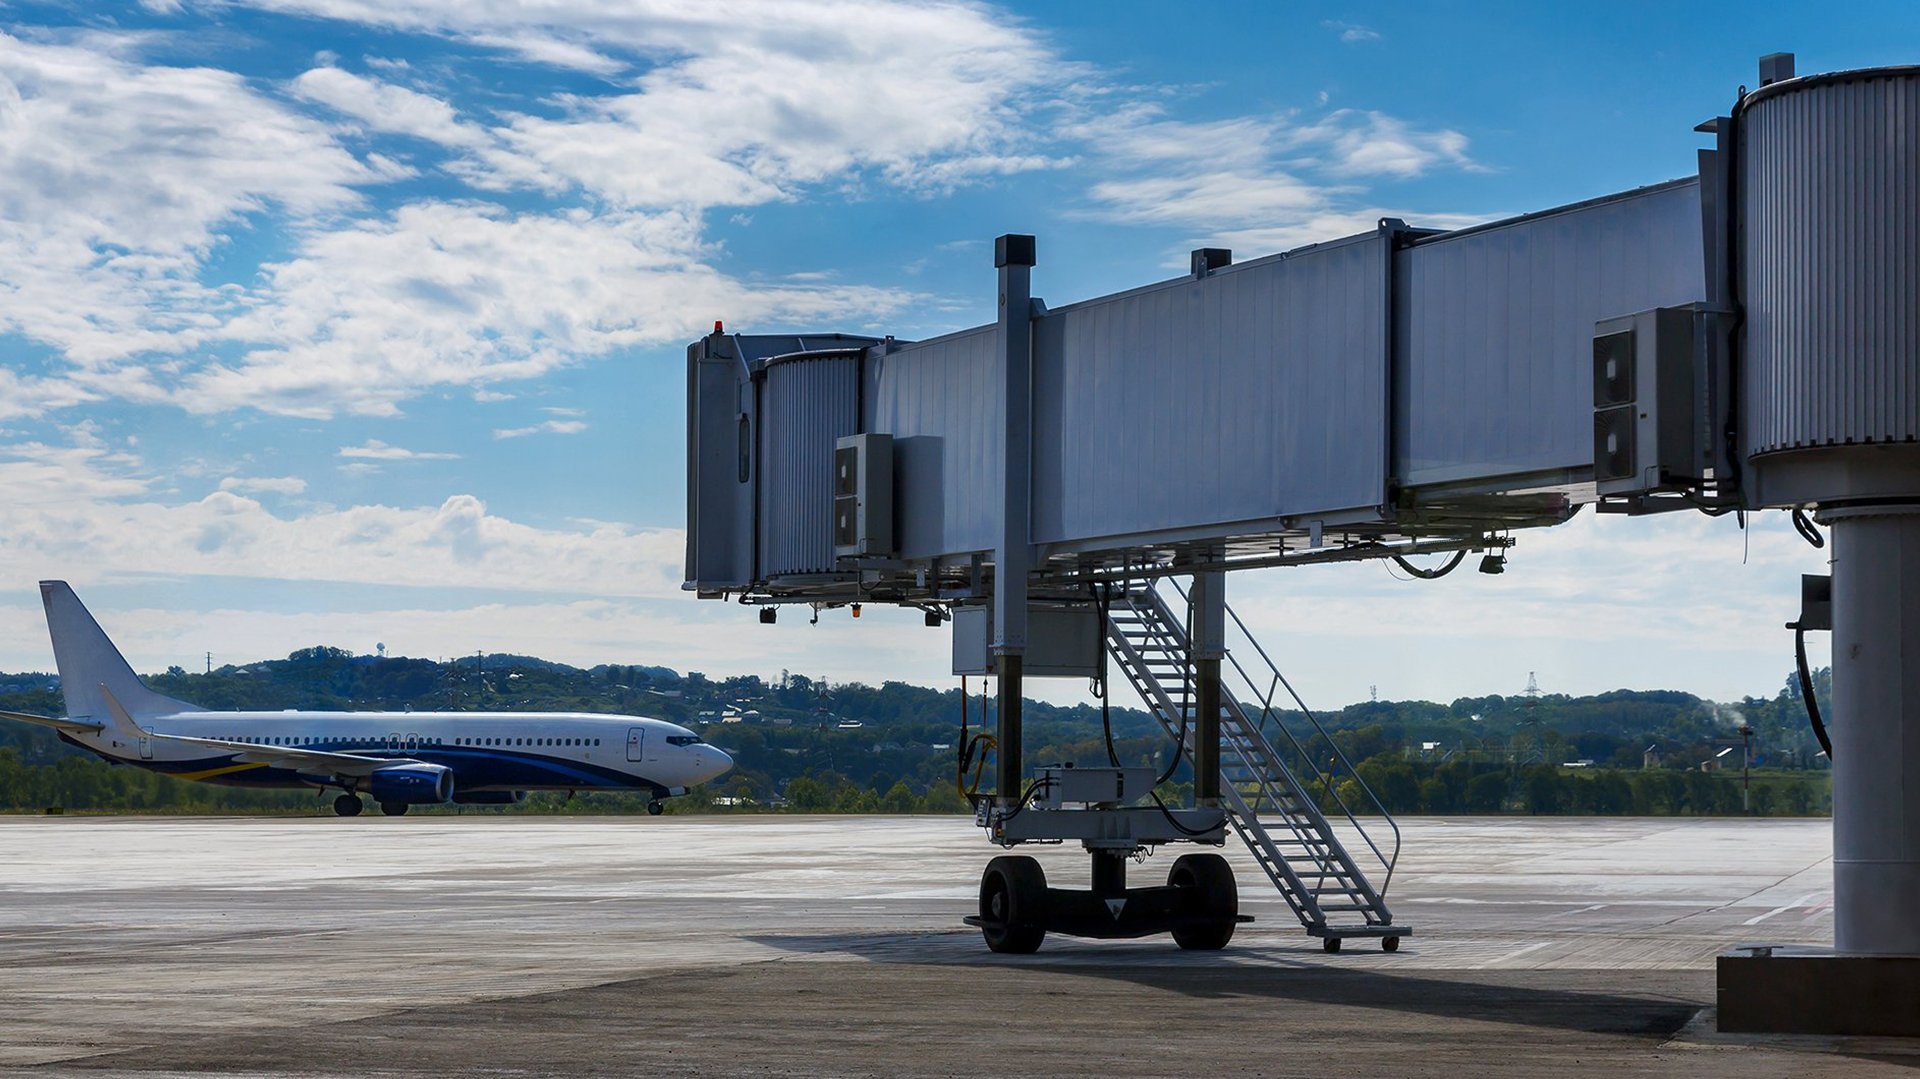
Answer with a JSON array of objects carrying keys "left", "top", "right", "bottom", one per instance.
[{"left": 0, "top": 0, "right": 1881, "bottom": 706}]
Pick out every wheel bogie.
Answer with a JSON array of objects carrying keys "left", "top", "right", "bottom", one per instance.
[
  {"left": 332, "top": 794, "right": 363, "bottom": 817},
  {"left": 1167, "top": 853, "right": 1238, "bottom": 951},
  {"left": 979, "top": 855, "right": 1047, "bottom": 954},
  {"left": 379, "top": 801, "right": 409, "bottom": 817}
]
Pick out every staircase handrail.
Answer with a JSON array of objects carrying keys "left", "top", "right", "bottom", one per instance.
[{"left": 1162, "top": 578, "right": 1401, "bottom": 899}]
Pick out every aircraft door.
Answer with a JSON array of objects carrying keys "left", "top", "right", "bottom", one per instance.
[
  {"left": 626, "top": 727, "right": 646, "bottom": 763},
  {"left": 406, "top": 732, "right": 419, "bottom": 751},
  {"left": 387, "top": 731, "right": 401, "bottom": 751},
  {"left": 138, "top": 727, "right": 152, "bottom": 760}
]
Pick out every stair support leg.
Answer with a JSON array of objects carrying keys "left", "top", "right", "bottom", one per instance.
[{"left": 1190, "top": 570, "right": 1226, "bottom": 807}]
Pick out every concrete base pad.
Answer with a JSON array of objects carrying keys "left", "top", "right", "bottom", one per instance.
[{"left": 1719, "top": 947, "right": 1920, "bottom": 1036}]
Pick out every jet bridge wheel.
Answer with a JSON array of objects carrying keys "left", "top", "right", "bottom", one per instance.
[
  {"left": 1168, "top": 853, "right": 1238, "bottom": 951},
  {"left": 978, "top": 855, "right": 1047, "bottom": 954},
  {"left": 333, "top": 794, "right": 363, "bottom": 817},
  {"left": 379, "top": 801, "right": 409, "bottom": 817}
]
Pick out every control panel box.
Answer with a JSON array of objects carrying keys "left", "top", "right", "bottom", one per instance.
[
  {"left": 1032, "top": 765, "right": 1158, "bottom": 809},
  {"left": 951, "top": 604, "right": 1100, "bottom": 678}
]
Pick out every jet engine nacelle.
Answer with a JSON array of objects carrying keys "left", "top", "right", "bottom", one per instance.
[
  {"left": 367, "top": 763, "right": 453, "bottom": 805},
  {"left": 450, "top": 790, "right": 526, "bottom": 805}
]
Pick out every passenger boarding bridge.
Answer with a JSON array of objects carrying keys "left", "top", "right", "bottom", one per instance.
[{"left": 684, "top": 55, "right": 1920, "bottom": 1033}]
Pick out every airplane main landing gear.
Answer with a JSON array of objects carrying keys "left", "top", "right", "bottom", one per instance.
[
  {"left": 379, "top": 801, "right": 409, "bottom": 817},
  {"left": 647, "top": 800, "right": 665, "bottom": 816},
  {"left": 333, "top": 793, "right": 363, "bottom": 817}
]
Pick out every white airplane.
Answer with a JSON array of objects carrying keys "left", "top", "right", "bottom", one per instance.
[{"left": 0, "top": 581, "right": 733, "bottom": 817}]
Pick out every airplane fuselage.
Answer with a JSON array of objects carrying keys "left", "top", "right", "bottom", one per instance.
[{"left": 63, "top": 709, "right": 729, "bottom": 798}]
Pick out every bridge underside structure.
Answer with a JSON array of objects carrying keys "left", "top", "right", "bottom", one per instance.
[{"left": 684, "top": 57, "right": 1920, "bottom": 1034}]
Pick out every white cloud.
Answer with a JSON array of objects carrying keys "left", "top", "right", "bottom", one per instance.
[
  {"left": 1220, "top": 509, "right": 1833, "bottom": 707},
  {"left": 494, "top": 419, "right": 587, "bottom": 439},
  {"left": 1073, "top": 101, "right": 1482, "bottom": 252},
  {"left": 1293, "top": 110, "right": 1477, "bottom": 178},
  {"left": 290, "top": 65, "right": 488, "bottom": 149},
  {"left": 1322, "top": 20, "right": 1381, "bottom": 44},
  {"left": 337, "top": 438, "right": 460, "bottom": 460},
  {"left": 0, "top": 485, "right": 683, "bottom": 599},
  {"left": 0, "top": 423, "right": 150, "bottom": 505},
  {"left": 191, "top": 201, "right": 912, "bottom": 417},
  {"left": 239, "top": 0, "right": 1073, "bottom": 208},
  {"left": 0, "top": 31, "right": 379, "bottom": 373},
  {"left": 218, "top": 475, "right": 308, "bottom": 495}
]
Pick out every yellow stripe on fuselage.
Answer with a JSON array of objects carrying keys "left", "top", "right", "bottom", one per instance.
[{"left": 172, "top": 761, "right": 268, "bottom": 782}]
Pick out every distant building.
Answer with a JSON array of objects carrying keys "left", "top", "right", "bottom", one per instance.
[{"left": 1643, "top": 745, "right": 1661, "bottom": 770}]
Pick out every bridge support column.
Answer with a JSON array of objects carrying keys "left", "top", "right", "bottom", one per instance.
[{"left": 1827, "top": 505, "right": 1920, "bottom": 956}]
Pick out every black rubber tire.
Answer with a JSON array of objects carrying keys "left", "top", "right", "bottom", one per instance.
[
  {"left": 333, "top": 794, "right": 363, "bottom": 817},
  {"left": 1323, "top": 936, "right": 1342, "bottom": 953},
  {"left": 647, "top": 800, "right": 665, "bottom": 816},
  {"left": 979, "top": 855, "right": 1047, "bottom": 954},
  {"left": 1383, "top": 935, "right": 1400, "bottom": 952},
  {"left": 379, "top": 801, "right": 409, "bottom": 817},
  {"left": 1168, "top": 853, "right": 1237, "bottom": 950}
]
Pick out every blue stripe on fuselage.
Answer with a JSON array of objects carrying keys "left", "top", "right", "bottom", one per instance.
[{"left": 55, "top": 732, "right": 665, "bottom": 794}]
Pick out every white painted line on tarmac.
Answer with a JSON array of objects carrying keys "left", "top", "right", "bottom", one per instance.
[
  {"left": 1741, "top": 891, "right": 1824, "bottom": 926},
  {"left": 1475, "top": 940, "right": 1554, "bottom": 968}
]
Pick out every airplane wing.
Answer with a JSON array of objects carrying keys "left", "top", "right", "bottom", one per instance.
[
  {"left": 95, "top": 686, "right": 428, "bottom": 778},
  {"left": 0, "top": 710, "right": 104, "bottom": 735},
  {"left": 142, "top": 729, "right": 429, "bottom": 777}
]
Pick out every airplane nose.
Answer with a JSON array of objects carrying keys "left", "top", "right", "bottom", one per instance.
[{"left": 702, "top": 746, "right": 733, "bottom": 781}]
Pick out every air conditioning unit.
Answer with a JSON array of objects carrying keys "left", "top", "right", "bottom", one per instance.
[
  {"left": 1592, "top": 307, "right": 1704, "bottom": 496},
  {"left": 832, "top": 433, "right": 893, "bottom": 559}
]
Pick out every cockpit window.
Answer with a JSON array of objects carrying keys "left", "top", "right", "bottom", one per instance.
[{"left": 664, "top": 735, "right": 703, "bottom": 746}]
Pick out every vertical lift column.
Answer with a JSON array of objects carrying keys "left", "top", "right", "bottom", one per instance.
[{"left": 991, "top": 234, "right": 1034, "bottom": 812}]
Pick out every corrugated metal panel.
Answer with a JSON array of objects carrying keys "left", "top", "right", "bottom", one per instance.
[
  {"left": 684, "top": 340, "right": 755, "bottom": 590},
  {"left": 1742, "top": 70, "right": 1920, "bottom": 455},
  {"left": 757, "top": 352, "right": 860, "bottom": 577},
  {"left": 1033, "top": 234, "right": 1389, "bottom": 545},
  {"left": 864, "top": 328, "right": 1001, "bottom": 560},
  {"left": 1397, "top": 181, "right": 1705, "bottom": 485}
]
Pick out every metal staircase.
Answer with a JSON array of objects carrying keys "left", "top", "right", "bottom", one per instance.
[{"left": 1104, "top": 582, "right": 1409, "bottom": 949}]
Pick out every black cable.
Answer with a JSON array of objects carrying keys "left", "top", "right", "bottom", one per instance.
[
  {"left": 993, "top": 774, "right": 1057, "bottom": 825},
  {"left": 1150, "top": 790, "right": 1221, "bottom": 837},
  {"left": 1795, "top": 625, "right": 1833, "bottom": 760},
  {"left": 1792, "top": 508, "right": 1826, "bottom": 549},
  {"left": 1390, "top": 549, "right": 1467, "bottom": 579},
  {"left": 1094, "top": 583, "right": 1120, "bottom": 768}
]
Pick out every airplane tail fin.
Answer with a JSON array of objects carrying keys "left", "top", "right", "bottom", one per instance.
[{"left": 39, "top": 581, "right": 202, "bottom": 721}]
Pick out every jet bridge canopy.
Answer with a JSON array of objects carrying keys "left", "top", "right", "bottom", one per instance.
[{"left": 686, "top": 179, "right": 1708, "bottom": 602}]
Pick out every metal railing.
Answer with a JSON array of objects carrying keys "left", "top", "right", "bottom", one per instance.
[{"left": 1157, "top": 578, "right": 1401, "bottom": 900}]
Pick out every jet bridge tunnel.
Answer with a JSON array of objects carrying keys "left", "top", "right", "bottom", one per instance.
[{"left": 684, "top": 56, "right": 1920, "bottom": 1032}]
